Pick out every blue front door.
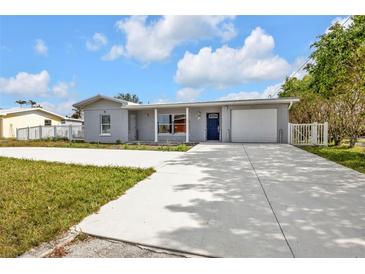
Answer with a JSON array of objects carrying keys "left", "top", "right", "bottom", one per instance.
[{"left": 207, "top": 113, "right": 220, "bottom": 140}]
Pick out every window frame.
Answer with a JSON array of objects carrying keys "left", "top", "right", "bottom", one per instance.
[
  {"left": 158, "top": 113, "right": 186, "bottom": 135},
  {"left": 100, "top": 114, "right": 111, "bottom": 136}
]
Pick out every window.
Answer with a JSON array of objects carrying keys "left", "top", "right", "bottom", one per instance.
[
  {"left": 158, "top": 114, "right": 186, "bottom": 134},
  {"left": 173, "top": 114, "right": 186, "bottom": 133},
  {"left": 208, "top": 113, "right": 219, "bottom": 119},
  {"left": 100, "top": 114, "right": 111, "bottom": 135},
  {"left": 158, "top": 114, "right": 172, "bottom": 134},
  {"left": 44, "top": 119, "right": 52, "bottom": 126}
]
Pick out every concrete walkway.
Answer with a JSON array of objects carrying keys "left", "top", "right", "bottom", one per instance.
[
  {"left": 0, "top": 147, "right": 182, "bottom": 168},
  {"left": 77, "top": 143, "right": 365, "bottom": 257}
]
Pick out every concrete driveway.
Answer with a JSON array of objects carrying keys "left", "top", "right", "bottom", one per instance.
[{"left": 77, "top": 143, "right": 365, "bottom": 257}]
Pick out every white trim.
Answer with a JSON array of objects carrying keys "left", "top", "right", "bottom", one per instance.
[
  {"left": 0, "top": 107, "right": 65, "bottom": 119},
  {"left": 73, "top": 94, "right": 138, "bottom": 109},
  {"left": 100, "top": 114, "right": 111, "bottom": 136},
  {"left": 186, "top": 107, "right": 189, "bottom": 143},
  {"left": 124, "top": 97, "right": 300, "bottom": 110},
  {"left": 154, "top": 108, "right": 158, "bottom": 142}
]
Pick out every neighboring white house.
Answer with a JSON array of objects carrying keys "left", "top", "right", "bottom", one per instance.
[
  {"left": 73, "top": 94, "right": 300, "bottom": 144},
  {"left": 0, "top": 107, "right": 82, "bottom": 138},
  {"left": 61, "top": 117, "right": 84, "bottom": 125}
]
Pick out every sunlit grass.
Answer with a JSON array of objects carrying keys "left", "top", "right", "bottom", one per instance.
[
  {"left": 301, "top": 145, "right": 365, "bottom": 174},
  {"left": 0, "top": 157, "right": 154, "bottom": 257},
  {"left": 0, "top": 139, "right": 192, "bottom": 152}
]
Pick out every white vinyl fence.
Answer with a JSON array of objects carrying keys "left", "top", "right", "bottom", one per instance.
[
  {"left": 288, "top": 122, "right": 328, "bottom": 146},
  {"left": 16, "top": 125, "right": 84, "bottom": 141}
]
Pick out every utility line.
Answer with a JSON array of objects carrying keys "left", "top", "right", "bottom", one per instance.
[{"left": 267, "top": 16, "right": 352, "bottom": 98}]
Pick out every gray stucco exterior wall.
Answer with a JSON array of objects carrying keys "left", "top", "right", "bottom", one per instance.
[
  {"left": 136, "top": 109, "right": 155, "bottom": 141},
  {"left": 80, "top": 99, "right": 290, "bottom": 144},
  {"left": 189, "top": 106, "right": 221, "bottom": 142},
  {"left": 83, "top": 99, "right": 128, "bottom": 143}
]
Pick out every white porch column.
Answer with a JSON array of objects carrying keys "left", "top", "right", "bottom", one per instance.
[
  {"left": 154, "top": 108, "right": 158, "bottom": 142},
  {"left": 186, "top": 107, "right": 189, "bottom": 143}
]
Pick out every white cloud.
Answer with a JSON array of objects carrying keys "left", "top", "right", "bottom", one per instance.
[
  {"left": 0, "top": 70, "right": 50, "bottom": 96},
  {"left": 51, "top": 81, "right": 76, "bottom": 98},
  {"left": 112, "top": 15, "right": 237, "bottom": 62},
  {"left": 40, "top": 100, "right": 76, "bottom": 116},
  {"left": 153, "top": 98, "right": 172, "bottom": 104},
  {"left": 0, "top": 70, "right": 76, "bottom": 98},
  {"left": 218, "top": 83, "right": 282, "bottom": 101},
  {"left": 101, "top": 45, "right": 125, "bottom": 61},
  {"left": 175, "top": 27, "right": 291, "bottom": 89},
  {"left": 34, "top": 39, "right": 48, "bottom": 56},
  {"left": 86, "top": 32, "right": 108, "bottom": 51},
  {"left": 176, "top": 87, "right": 201, "bottom": 102}
]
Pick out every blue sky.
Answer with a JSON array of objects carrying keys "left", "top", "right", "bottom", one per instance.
[{"left": 0, "top": 15, "right": 344, "bottom": 115}]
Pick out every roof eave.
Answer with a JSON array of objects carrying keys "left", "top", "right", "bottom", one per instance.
[
  {"left": 123, "top": 97, "right": 300, "bottom": 110},
  {"left": 0, "top": 108, "right": 65, "bottom": 119},
  {"left": 73, "top": 94, "right": 129, "bottom": 109}
]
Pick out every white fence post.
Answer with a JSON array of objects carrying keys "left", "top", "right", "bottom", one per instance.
[
  {"left": 324, "top": 122, "right": 328, "bottom": 146},
  {"left": 39, "top": 125, "right": 42, "bottom": 139},
  {"left": 312, "top": 122, "right": 318, "bottom": 145},
  {"left": 69, "top": 125, "right": 73, "bottom": 141}
]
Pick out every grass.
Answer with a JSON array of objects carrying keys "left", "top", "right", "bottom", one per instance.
[
  {"left": 301, "top": 145, "right": 365, "bottom": 174},
  {"left": 0, "top": 138, "right": 192, "bottom": 152},
  {"left": 0, "top": 157, "right": 154, "bottom": 257}
]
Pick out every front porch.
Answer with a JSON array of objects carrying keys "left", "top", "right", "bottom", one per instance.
[{"left": 128, "top": 106, "right": 223, "bottom": 143}]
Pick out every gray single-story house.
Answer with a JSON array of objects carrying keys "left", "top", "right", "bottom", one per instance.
[{"left": 73, "top": 95, "right": 299, "bottom": 144}]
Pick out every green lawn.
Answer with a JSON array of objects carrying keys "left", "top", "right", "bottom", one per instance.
[
  {"left": 0, "top": 139, "right": 192, "bottom": 152},
  {"left": 301, "top": 146, "right": 365, "bottom": 174},
  {"left": 0, "top": 157, "right": 154, "bottom": 257}
]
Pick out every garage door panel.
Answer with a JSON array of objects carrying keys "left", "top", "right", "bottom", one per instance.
[{"left": 231, "top": 109, "right": 277, "bottom": 143}]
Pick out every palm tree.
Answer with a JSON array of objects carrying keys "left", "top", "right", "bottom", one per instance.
[
  {"left": 27, "top": 100, "right": 37, "bottom": 108},
  {"left": 71, "top": 108, "right": 82, "bottom": 119},
  {"left": 15, "top": 100, "right": 27, "bottom": 108}
]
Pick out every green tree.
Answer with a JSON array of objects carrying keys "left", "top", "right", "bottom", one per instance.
[
  {"left": 280, "top": 15, "right": 365, "bottom": 147},
  {"left": 115, "top": 93, "right": 142, "bottom": 104},
  {"left": 70, "top": 108, "right": 82, "bottom": 119}
]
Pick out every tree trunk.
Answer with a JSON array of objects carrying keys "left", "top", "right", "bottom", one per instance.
[
  {"left": 349, "top": 136, "right": 357, "bottom": 148},
  {"left": 334, "top": 135, "right": 342, "bottom": 146}
]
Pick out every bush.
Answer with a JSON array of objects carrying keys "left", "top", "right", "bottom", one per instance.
[{"left": 176, "top": 144, "right": 188, "bottom": 151}]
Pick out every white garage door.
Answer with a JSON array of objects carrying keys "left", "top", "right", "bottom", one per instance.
[{"left": 231, "top": 109, "right": 277, "bottom": 143}]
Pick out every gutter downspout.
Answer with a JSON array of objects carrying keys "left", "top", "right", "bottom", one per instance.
[{"left": 288, "top": 101, "right": 293, "bottom": 110}]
